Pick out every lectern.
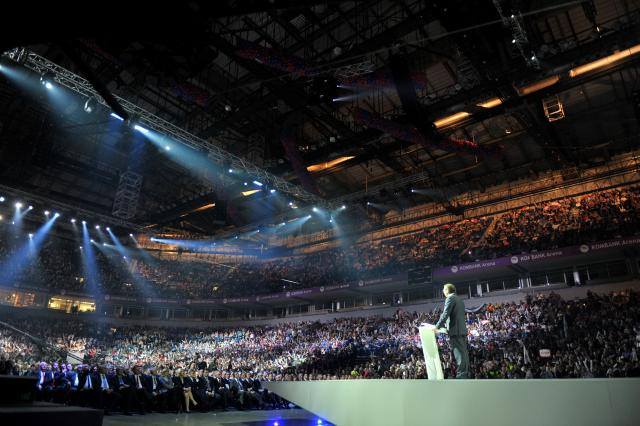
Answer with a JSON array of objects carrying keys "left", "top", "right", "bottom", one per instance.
[{"left": 418, "top": 323, "right": 444, "bottom": 380}]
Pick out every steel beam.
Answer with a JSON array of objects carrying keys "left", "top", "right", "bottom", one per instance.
[{"left": 2, "top": 48, "right": 333, "bottom": 209}]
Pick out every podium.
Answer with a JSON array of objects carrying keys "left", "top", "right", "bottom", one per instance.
[{"left": 418, "top": 323, "right": 444, "bottom": 380}]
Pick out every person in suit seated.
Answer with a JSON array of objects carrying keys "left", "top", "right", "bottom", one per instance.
[
  {"left": 66, "top": 364, "right": 82, "bottom": 405},
  {"left": 52, "top": 363, "right": 70, "bottom": 403},
  {"left": 35, "top": 362, "right": 54, "bottom": 401},
  {"left": 221, "top": 371, "right": 239, "bottom": 407},
  {"left": 204, "top": 370, "right": 224, "bottom": 410},
  {"left": 434, "top": 283, "right": 470, "bottom": 379},
  {"left": 207, "top": 370, "right": 230, "bottom": 409},
  {"left": 129, "top": 365, "right": 151, "bottom": 414},
  {"left": 173, "top": 369, "right": 198, "bottom": 413},
  {"left": 158, "top": 369, "right": 179, "bottom": 413},
  {"left": 242, "top": 372, "right": 265, "bottom": 409},
  {"left": 143, "top": 368, "right": 165, "bottom": 413},
  {"left": 189, "top": 370, "right": 208, "bottom": 411},
  {"left": 228, "top": 371, "right": 248, "bottom": 409},
  {"left": 113, "top": 367, "right": 133, "bottom": 415},
  {"left": 240, "top": 372, "right": 262, "bottom": 409},
  {"left": 77, "top": 364, "right": 98, "bottom": 407},
  {"left": 95, "top": 366, "right": 120, "bottom": 415}
]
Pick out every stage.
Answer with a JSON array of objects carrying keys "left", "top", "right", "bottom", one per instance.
[{"left": 265, "top": 379, "right": 640, "bottom": 426}]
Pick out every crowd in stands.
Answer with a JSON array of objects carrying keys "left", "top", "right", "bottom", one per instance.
[
  {"left": 0, "top": 187, "right": 639, "bottom": 299},
  {"left": 1, "top": 289, "right": 638, "bottom": 414}
]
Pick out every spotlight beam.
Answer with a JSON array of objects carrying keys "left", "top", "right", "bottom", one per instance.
[
  {"left": 81, "top": 221, "right": 102, "bottom": 295},
  {"left": 0, "top": 215, "right": 58, "bottom": 281},
  {"left": 3, "top": 48, "right": 331, "bottom": 209}
]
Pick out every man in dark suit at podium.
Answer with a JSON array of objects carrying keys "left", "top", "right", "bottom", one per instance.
[{"left": 434, "top": 283, "right": 469, "bottom": 379}]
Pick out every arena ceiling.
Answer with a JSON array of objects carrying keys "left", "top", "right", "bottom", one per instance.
[{"left": 0, "top": 0, "right": 639, "bottom": 238}]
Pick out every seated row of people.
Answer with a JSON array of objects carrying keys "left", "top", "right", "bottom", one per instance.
[{"left": 28, "top": 362, "right": 284, "bottom": 415}]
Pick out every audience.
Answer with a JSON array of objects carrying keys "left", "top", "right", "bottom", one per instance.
[
  {"left": 1, "top": 290, "right": 638, "bottom": 404},
  {"left": 0, "top": 187, "right": 639, "bottom": 300}
]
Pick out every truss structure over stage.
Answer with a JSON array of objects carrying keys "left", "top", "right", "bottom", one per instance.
[{"left": 2, "top": 48, "right": 334, "bottom": 209}]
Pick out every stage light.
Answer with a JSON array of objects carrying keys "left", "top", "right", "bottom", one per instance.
[
  {"left": 44, "top": 210, "right": 50, "bottom": 216},
  {"left": 273, "top": 422, "right": 279, "bottom": 426},
  {"left": 164, "top": 146, "right": 171, "bottom": 151},
  {"left": 71, "top": 219, "right": 76, "bottom": 224},
  {"left": 317, "top": 420, "right": 323, "bottom": 425},
  {"left": 329, "top": 218, "right": 334, "bottom": 223},
  {"left": 228, "top": 168, "right": 233, "bottom": 173},
  {"left": 307, "top": 156, "right": 355, "bottom": 173},
  {"left": 516, "top": 75, "right": 560, "bottom": 96},
  {"left": 134, "top": 124, "right": 149, "bottom": 134},
  {"left": 123, "top": 256, "right": 127, "bottom": 259},
  {"left": 15, "top": 202, "right": 22, "bottom": 208},
  {"left": 40, "top": 72, "right": 55, "bottom": 89},
  {"left": 102, "top": 242, "right": 106, "bottom": 246},
  {"left": 28, "top": 233, "right": 33, "bottom": 239},
  {"left": 82, "top": 220, "right": 86, "bottom": 225},
  {"left": 270, "top": 189, "right": 276, "bottom": 194},
  {"left": 106, "top": 227, "right": 110, "bottom": 231},
  {"left": 79, "top": 246, "right": 83, "bottom": 250},
  {"left": 28, "top": 205, "right": 33, "bottom": 210},
  {"left": 54, "top": 212, "right": 60, "bottom": 218},
  {"left": 110, "top": 112, "right": 124, "bottom": 121},
  {"left": 280, "top": 222, "right": 285, "bottom": 226},
  {"left": 341, "top": 205, "right": 346, "bottom": 210},
  {"left": 90, "top": 239, "right": 94, "bottom": 243},
  {"left": 253, "top": 180, "right": 263, "bottom": 186},
  {"left": 224, "top": 104, "right": 232, "bottom": 112},
  {"left": 95, "top": 225, "right": 100, "bottom": 230},
  {"left": 129, "top": 233, "right": 133, "bottom": 237},
  {"left": 0, "top": 215, "right": 3, "bottom": 221},
  {"left": 569, "top": 43, "right": 640, "bottom": 77},
  {"left": 312, "top": 207, "right": 318, "bottom": 212},
  {"left": 288, "top": 201, "right": 293, "bottom": 206},
  {"left": 84, "top": 96, "right": 97, "bottom": 113},
  {"left": 411, "top": 189, "right": 416, "bottom": 193},
  {"left": 243, "top": 182, "right": 248, "bottom": 186},
  {"left": 367, "top": 202, "right": 371, "bottom": 205},
  {"left": 477, "top": 97, "right": 503, "bottom": 109},
  {"left": 433, "top": 111, "right": 470, "bottom": 129},
  {"left": 0, "top": 196, "right": 4, "bottom": 202}
]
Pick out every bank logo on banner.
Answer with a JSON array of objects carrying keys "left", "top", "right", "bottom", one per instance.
[
  {"left": 580, "top": 244, "right": 590, "bottom": 253},
  {"left": 146, "top": 297, "right": 152, "bottom": 304},
  {"left": 358, "top": 280, "right": 364, "bottom": 287},
  {"left": 510, "top": 256, "right": 519, "bottom": 264},
  {"left": 320, "top": 286, "right": 325, "bottom": 293},
  {"left": 256, "top": 296, "right": 260, "bottom": 302},
  {"left": 286, "top": 292, "right": 291, "bottom": 297},
  {"left": 105, "top": 295, "right": 110, "bottom": 300},
  {"left": 451, "top": 265, "right": 459, "bottom": 273},
  {"left": 223, "top": 298, "right": 227, "bottom": 304}
]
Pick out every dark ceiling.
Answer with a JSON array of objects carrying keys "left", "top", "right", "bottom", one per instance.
[{"left": 0, "top": 0, "right": 639, "bottom": 238}]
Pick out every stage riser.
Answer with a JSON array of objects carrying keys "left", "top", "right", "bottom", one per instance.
[{"left": 265, "top": 379, "right": 640, "bottom": 426}]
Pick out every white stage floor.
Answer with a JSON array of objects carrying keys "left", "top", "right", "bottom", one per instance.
[{"left": 265, "top": 379, "right": 640, "bottom": 426}]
